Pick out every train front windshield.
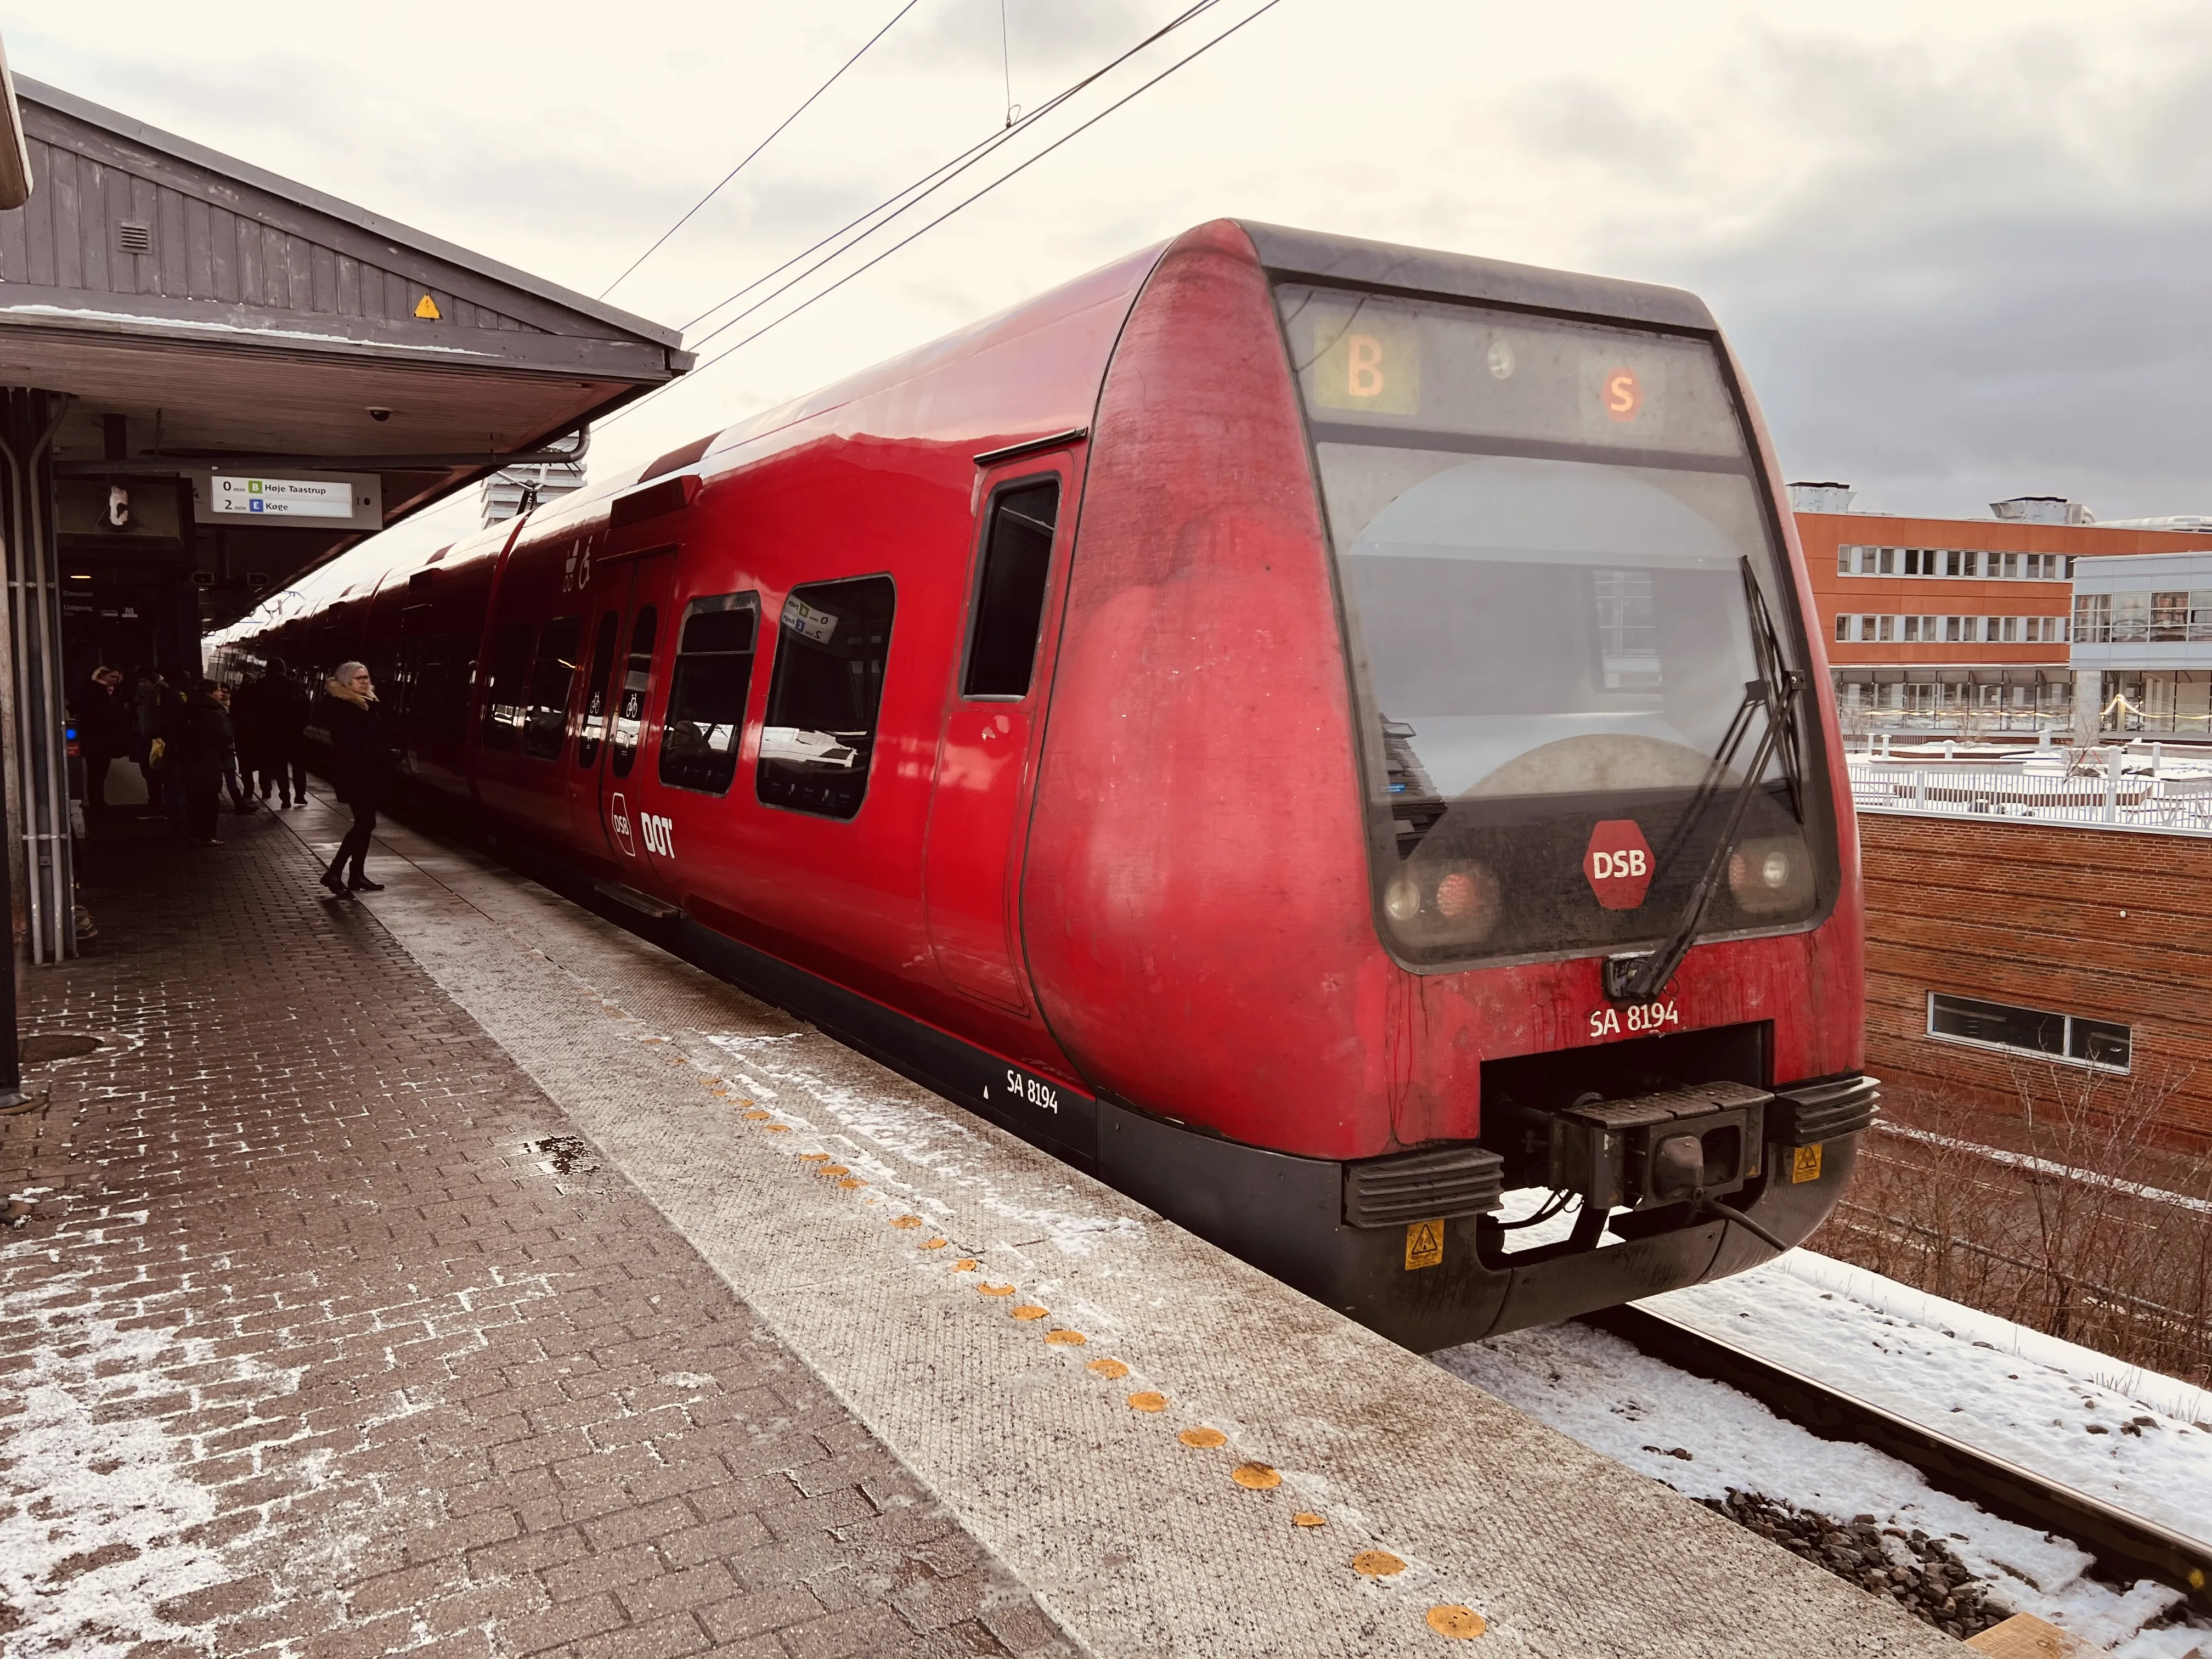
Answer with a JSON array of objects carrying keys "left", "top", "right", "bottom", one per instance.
[{"left": 1277, "top": 285, "right": 1834, "bottom": 968}]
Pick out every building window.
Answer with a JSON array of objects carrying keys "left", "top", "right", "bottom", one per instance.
[
  {"left": 2153, "top": 591, "right": 2190, "bottom": 641},
  {"left": 757, "top": 575, "right": 897, "bottom": 821},
  {"left": 521, "top": 616, "right": 583, "bottom": 761},
  {"left": 1927, "top": 992, "right": 2132, "bottom": 1072},
  {"left": 1835, "top": 613, "right": 1851, "bottom": 642},
  {"left": 2112, "top": 591, "right": 2151, "bottom": 642},
  {"left": 1877, "top": 614, "right": 1895, "bottom": 641},
  {"left": 1878, "top": 547, "right": 1896, "bottom": 574},
  {"left": 659, "top": 593, "right": 759, "bottom": 794},
  {"left": 2075, "top": 593, "right": 2111, "bottom": 644}
]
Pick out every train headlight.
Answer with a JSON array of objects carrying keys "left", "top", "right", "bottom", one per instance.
[
  {"left": 1726, "top": 837, "right": 1811, "bottom": 915},
  {"left": 1384, "top": 876, "right": 1421, "bottom": 922}
]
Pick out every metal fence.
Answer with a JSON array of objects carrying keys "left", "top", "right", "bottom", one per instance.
[{"left": 1850, "top": 764, "right": 2212, "bottom": 834}]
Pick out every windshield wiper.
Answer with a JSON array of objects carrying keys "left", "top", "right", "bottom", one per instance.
[{"left": 1602, "top": 561, "right": 1806, "bottom": 1005}]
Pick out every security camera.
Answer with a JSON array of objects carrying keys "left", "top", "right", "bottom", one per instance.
[{"left": 367, "top": 407, "right": 393, "bottom": 422}]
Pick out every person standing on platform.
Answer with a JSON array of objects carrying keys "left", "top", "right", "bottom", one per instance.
[
  {"left": 175, "top": 678, "right": 233, "bottom": 846},
  {"left": 71, "top": 665, "right": 126, "bottom": 824},
  {"left": 258, "top": 658, "right": 311, "bottom": 809},
  {"left": 212, "top": 684, "right": 255, "bottom": 815},
  {"left": 151, "top": 668, "right": 193, "bottom": 836},
  {"left": 313, "top": 661, "right": 396, "bottom": 896},
  {"left": 129, "top": 667, "right": 164, "bottom": 816}
]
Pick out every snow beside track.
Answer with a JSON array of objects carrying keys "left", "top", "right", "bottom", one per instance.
[{"left": 1435, "top": 1321, "right": 2205, "bottom": 1657}]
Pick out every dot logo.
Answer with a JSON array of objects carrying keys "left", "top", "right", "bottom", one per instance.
[{"left": 1584, "top": 820, "right": 1654, "bottom": 910}]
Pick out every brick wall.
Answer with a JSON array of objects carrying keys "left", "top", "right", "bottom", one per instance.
[{"left": 1860, "top": 811, "right": 2212, "bottom": 1148}]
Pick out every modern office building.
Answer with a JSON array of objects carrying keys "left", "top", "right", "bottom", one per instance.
[
  {"left": 1792, "top": 487, "right": 2212, "bottom": 719},
  {"left": 2070, "top": 549, "right": 2212, "bottom": 732}
]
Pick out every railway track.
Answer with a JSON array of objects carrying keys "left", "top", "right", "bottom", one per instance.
[{"left": 1580, "top": 1302, "right": 2212, "bottom": 1616}]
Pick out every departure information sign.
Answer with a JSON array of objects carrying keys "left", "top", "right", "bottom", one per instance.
[{"left": 210, "top": 475, "right": 356, "bottom": 519}]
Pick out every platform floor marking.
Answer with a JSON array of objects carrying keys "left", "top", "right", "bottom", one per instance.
[{"left": 280, "top": 804, "right": 1959, "bottom": 1659}]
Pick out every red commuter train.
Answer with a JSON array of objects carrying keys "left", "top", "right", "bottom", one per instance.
[{"left": 221, "top": 220, "right": 1877, "bottom": 1349}]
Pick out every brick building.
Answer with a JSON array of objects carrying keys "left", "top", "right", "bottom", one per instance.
[
  {"left": 1858, "top": 808, "right": 2212, "bottom": 1152},
  {"left": 1790, "top": 487, "right": 2212, "bottom": 720}
]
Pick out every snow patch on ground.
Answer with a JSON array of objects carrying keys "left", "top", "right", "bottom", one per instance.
[
  {"left": 1645, "top": 1252, "right": 2212, "bottom": 1545},
  {"left": 0, "top": 1272, "right": 230, "bottom": 1657},
  {"left": 1435, "top": 1321, "right": 2202, "bottom": 1656}
]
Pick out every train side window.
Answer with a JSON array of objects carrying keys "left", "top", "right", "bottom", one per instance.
[
  {"left": 522, "top": 616, "right": 584, "bottom": 761},
  {"left": 479, "top": 623, "right": 532, "bottom": 751},
  {"left": 576, "top": 610, "right": 620, "bottom": 768},
  {"left": 757, "top": 576, "right": 896, "bottom": 821},
  {"left": 661, "top": 593, "right": 759, "bottom": 795},
  {"left": 962, "top": 479, "right": 1060, "bottom": 698},
  {"left": 609, "top": 607, "right": 658, "bottom": 778}
]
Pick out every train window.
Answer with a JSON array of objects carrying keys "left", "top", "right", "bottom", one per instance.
[
  {"left": 609, "top": 607, "right": 658, "bottom": 778},
  {"left": 660, "top": 594, "right": 759, "bottom": 795},
  {"left": 576, "top": 610, "right": 620, "bottom": 768},
  {"left": 963, "top": 480, "right": 1059, "bottom": 698},
  {"left": 522, "top": 617, "right": 583, "bottom": 761},
  {"left": 479, "top": 623, "right": 531, "bottom": 751},
  {"left": 757, "top": 576, "right": 896, "bottom": 821},
  {"left": 1278, "top": 283, "right": 1832, "bottom": 968}
]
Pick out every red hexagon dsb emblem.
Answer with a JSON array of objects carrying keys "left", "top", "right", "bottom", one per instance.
[{"left": 1584, "top": 819, "right": 1654, "bottom": 910}]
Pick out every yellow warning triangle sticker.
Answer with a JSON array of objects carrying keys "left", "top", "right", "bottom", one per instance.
[{"left": 414, "top": 292, "right": 442, "bottom": 320}]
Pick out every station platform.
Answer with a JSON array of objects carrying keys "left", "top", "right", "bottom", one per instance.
[{"left": 1, "top": 798, "right": 1962, "bottom": 1658}]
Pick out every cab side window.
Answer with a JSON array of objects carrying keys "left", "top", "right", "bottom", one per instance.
[
  {"left": 522, "top": 617, "right": 583, "bottom": 761},
  {"left": 757, "top": 577, "right": 896, "bottom": 821},
  {"left": 479, "top": 623, "right": 531, "bottom": 751},
  {"left": 964, "top": 479, "right": 1059, "bottom": 698},
  {"left": 660, "top": 594, "right": 758, "bottom": 794}
]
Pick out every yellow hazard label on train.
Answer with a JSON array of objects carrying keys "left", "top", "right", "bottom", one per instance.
[
  {"left": 1791, "top": 1143, "right": 1824, "bottom": 1184},
  {"left": 1404, "top": 1218, "right": 1445, "bottom": 1271}
]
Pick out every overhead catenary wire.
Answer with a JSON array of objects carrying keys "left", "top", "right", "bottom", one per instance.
[
  {"left": 676, "top": 0, "right": 1285, "bottom": 377},
  {"left": 602, "top": 0, "right": 1281, "bottom": 434},
  {"left": 676, "top": 0, "right": 1227, "bottom": 342},
  {"left": 597, "top": 0, "right": 923, "bottom": 301}
]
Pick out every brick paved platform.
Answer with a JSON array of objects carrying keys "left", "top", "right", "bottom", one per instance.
[{"left": 0, "top": 804, "right": 1064, "bottom": 1659}]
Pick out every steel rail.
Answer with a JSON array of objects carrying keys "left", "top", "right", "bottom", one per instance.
[{"left": 1579, "top": 1302, "right": 2212, "bottom": 1612}]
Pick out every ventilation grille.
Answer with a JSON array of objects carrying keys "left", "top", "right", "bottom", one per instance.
[
  {"left": 1768, "top": 1076, "right": 1880, "bottom": 1146},
  {"left": 1343, "top": 1144, "right": 1505, "bottom": 1229},
  {"left": 610, "top": 473, "right": 699, "bottom": 529},
  {"left": 116, "top": 222, "right": 153, "bottom": 255}
]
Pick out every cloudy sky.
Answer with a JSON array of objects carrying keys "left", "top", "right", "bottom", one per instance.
[{"left": 16, "top": 0, "right": 2212, "bottom": 553}]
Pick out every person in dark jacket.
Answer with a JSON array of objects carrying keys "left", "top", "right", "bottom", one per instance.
[
  {"left": 150, "top": 668, "right": 194, "bottom": 836},
  {"left": 314, "top": 661, "right": 397, "bottom": 895},
  {"left": 238, "top": 657, "right": 311, "bottom": 808},
  {"left": 70, "top": 665, "right": 127, "bottom": 823},
  {"left": 172, "top": 679, "right": 234, "bottom": 845}
]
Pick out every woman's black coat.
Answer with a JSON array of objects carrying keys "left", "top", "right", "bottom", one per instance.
[{"left": 316, "top": 694, "right": 398, "bottom": 809}]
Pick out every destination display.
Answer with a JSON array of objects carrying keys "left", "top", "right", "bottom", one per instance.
[{"left": 210, "top": 475, "right": 356, "bottom": 518}]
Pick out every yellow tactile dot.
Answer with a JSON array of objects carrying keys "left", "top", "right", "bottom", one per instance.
[
  {"left": 838, "top": 1178, "right": 865, "bottom": 1189},
  {"left": 891, "top": 1215, "right": 923, "bottom": 1229},
  {"left": 1231, "top": 1462, "right": 1280, "bottom": 1489},
  {"left": 799, "top": 1153, "right": 830, "bottom": 1162},
  {"left": 1043, "top": 1330, "right": 1086, "bottom": 1346},
  {"left": 741, "top": 1110, "right": 772, "bottom": 1121},
  {"left": 819, "top": 1165, "right": 850, "bottom": 1177},
  {"left": 765, "top": 1125, "right": 791, "bottom": 1133},
  {"left": 1009, "top": 1305, "right": 1048, "bottom": 1321},
  {"left": 978, "top": 1283, "right": 1015, "bottom": 1297},
  {"left": 921, "top": 1238, "right": 949, "bottom": 1250},
  {"left": 1178, "top": 1427, "right": 1227, "bottom": 1448},
  {"left": 1427, "top": 1606, "right": 1487, "bottom": 1640},
  {"left": 953, "top": 1259, "right": 979, "bottom": 1272},
  {"left": 737, "top": 1098, "right": 753, "bottom": 1105},
  {"left": 1353, "top": 1550, "right": 1406, "bottom": 1578},
  {"left": 1126, "top": 1390, "right": 1167, "bottom": 1413},
  {"left": 1292, "top": 1511, "right": 1325, "bottom": 1528},
  {"left": 1087, "top": 1358, "right": 1128, "bottom": 1379}
]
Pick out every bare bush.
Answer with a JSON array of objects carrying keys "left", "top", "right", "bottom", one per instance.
[{"left": 1810, "top": 1065, "right": 2212, "bottom": 1387}]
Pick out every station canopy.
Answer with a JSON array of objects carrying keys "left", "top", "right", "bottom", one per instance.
[{"left": 2, "top": 76, "right": 691, "bottom": 628}]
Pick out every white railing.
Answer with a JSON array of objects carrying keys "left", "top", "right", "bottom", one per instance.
[{"left": 1851, "top": 764, "right": 2212, "bottom": 834}]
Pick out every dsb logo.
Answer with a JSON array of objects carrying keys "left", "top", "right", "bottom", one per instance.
[{"left": 1584, "top": 820, "right": 1655, "bottom": 910}]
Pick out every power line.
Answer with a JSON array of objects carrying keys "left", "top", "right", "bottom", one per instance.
[
  {"left": 679, "top": 0, "right": 1223, "bottom": 352},
  {"left": 682, "top": 0, "right": 1285, "bottom": 375},
  {"left": 603, "top": 0, "right": 1283, "bottom": 433},
  {"left": 597, "top": 0, "right": 922, "bottom": 301}
]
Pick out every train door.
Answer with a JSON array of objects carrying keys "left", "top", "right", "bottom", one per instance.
[
  {"left": 573, "top": 550, "right": 679, "bottom": 887},
  {"left": 922, "top": 461, "right": 1072, "bottom": 1011}
]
